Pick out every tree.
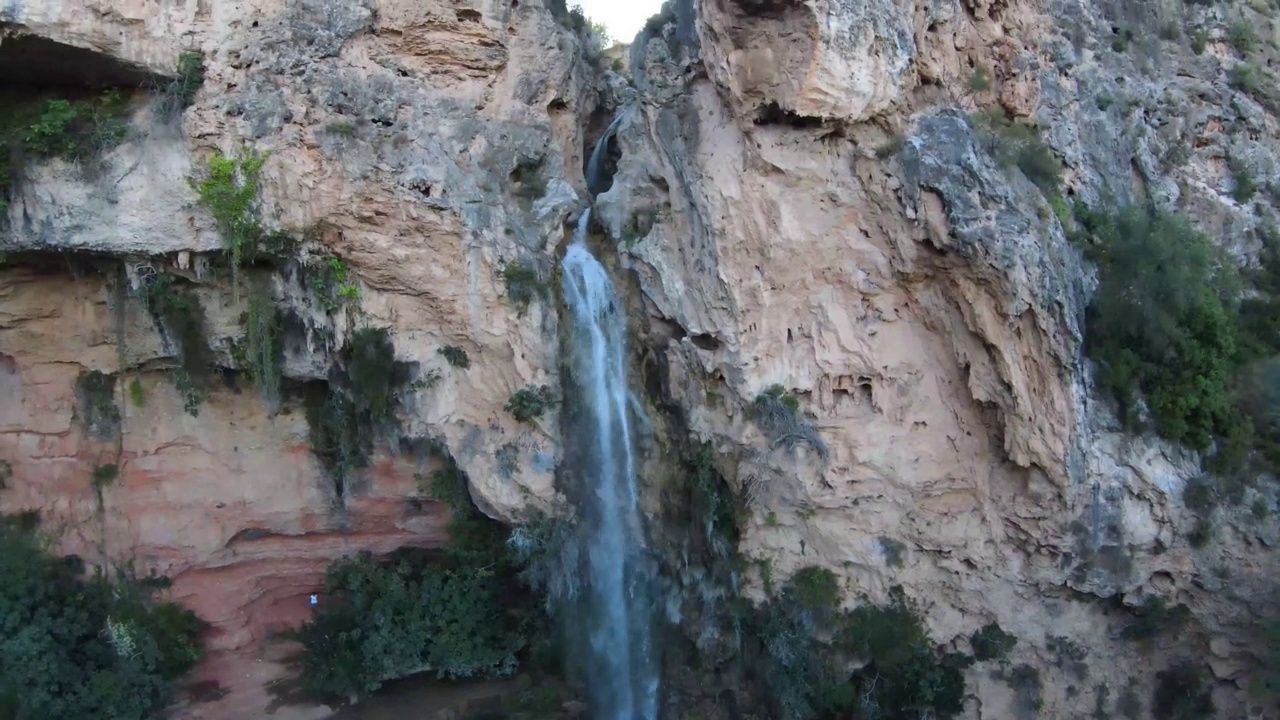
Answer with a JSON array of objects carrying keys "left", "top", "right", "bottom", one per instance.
[{"left": 0, "top": 517, "right": 205, "bottom": 720}]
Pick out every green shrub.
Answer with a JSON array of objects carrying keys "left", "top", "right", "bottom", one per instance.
[
  {"left": 1231, "top": 157, "right": 1258, "bottom": 203},
  {"left": 299, "top": 453, "right": 541, "bottom": 703},
  {"left": 1009, "top": 664, "right": 1044, "bottom": 713},
  {"left": 0, "top": 520, "right": 205, "bottom": 719},
  {"left": 141, "top": 274, "right": 213, "bottom": 416},
  {"left": 1228, "top": 20, "right": 1258, "bottom": 54},
  {"left": 75, "top": 370, "right": 121, "bottom": 440},
  {"left": 128, "top": 378, "right": 146, "bottom": 408},
  {"left": 191, "top": 150, "right": 269, "bottom": 273},
  {"left": 1, "top": 91, "right": 132, "bottom": 217},
  {"left": 501, "top": 261, "right": 547, "bottom": 309},
  {"left": 1076, "top": 204, "right": 1241, "bottom": 450},
  {"left": 92, "top": 463, "right": 119, "bottom": 490},
  {"left": 972, "top": 109, "right": 1062, "bottom": 195},
  {"left": 1188, "top": 517, "right": 1214, "bottom": 547},
  {"left": 751, "top": 385, "right": 828, "bottom": 458},
  {"left": 505, "top": 385, "right": 556, "bottom": 423},
  {"left": 971, "top": 622, "right": 1018, "bottom": 661},
  {"left": 1230, "top": 64, "right": 1261, "bottom": 95},
  {"left": 305, "top": 328, "right": 405, "bottom": 485},
  {"left": 174, "top": 51, "right": 206, "bottom": 109},
  {"left": 1252, "top": 496, "right": 1271, "bottom": 519},
  {"left": 1183, "top": 475, "right": 1217, "bottom": 514},
  {"left": 749, "top": 577, "right": 969, "bottom": 720},
  {"left": 305, "top": 255, "right": 360, "bottom": 313},
  {"left": 786, "top": 566, "right": 840, "bottom": 613},
  {"left": 1120, "top": 596, "right": 1192, "bottom": 641},
  {"left": 1152, "top": 662, "right": 1215, "bottom": 720},
  {"left": 968, "top": 65, "right": 992, "bottom": 92},
  {"left": 438, "top": 345, "right": 471, "bottom": 369},
  {"left": 298, "top": 551, "right": 523, "bottom": 702},
  {"left": 880, "top": 536, "right": 907, "bottom": 568},
  {"left": 241, "top": 286, "right": 283, "bottom": 406},
  {"left": 25, "top": 92, "right": 130, "bottom": 161},
  {"left": 325, "top": 121, "right": 356, "bottom": 136},
  {"left": 1191, "top": 30, "right": 1208, "bottom": 55}
]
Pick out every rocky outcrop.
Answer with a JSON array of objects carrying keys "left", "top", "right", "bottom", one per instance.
[
  {"left": 4, "top": 0, "right": 1280, "bottom": 717},
  {"left": 602, "top": 0, "right": 1280, "bottom": 716},
  {"left": 2, "top": 0, "right": 600, "bottom": 716}
]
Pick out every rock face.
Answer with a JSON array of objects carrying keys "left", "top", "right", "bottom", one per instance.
[{"left": 3, "top": 0, "right": 1280, "bottom": 718}]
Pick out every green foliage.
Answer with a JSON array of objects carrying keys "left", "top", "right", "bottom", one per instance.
[
  {"left": 510, "top": 158, "right": 547, "bottom": 201},
  {"left": 880, "top": 536, "right": 907, "bottom": 568},
  {"left": 750, "top": 577, "right": 968, "bottom": 720},
  {"left": 972, "top": 108, "right": 1062, "bottom": 195},
  {"left": 751, "top": 385, "right": 828, "bottom": 458},
  {"left": 305, "top": 255, "right": 360, "bottom": 313},
  {"left": 1009, "top": 664, "right": 1045, "bottom": 713},
  {"left": 1190, "top": 29, "right": 1208, "bottom": 55},
  {"left": 175, "top": 51, "right": 206, "bottom": 109},
  {"left": 127, "top": 378, "right": 146, "bottom": 408},
  {"left": 325, "top": 121, "right": 356, "bottom": 136},
  {"left": 1251, "top": 603, "right": 1280, "bottom": 703},
  {"left": 21, "top": 93, "right": 128, "bottom": 160},
  {"left": 299, "top": 451, "right": 545, "bottom": 703},
  {"left": 1111, "top": 28, "right": 1134, "bottom": 52},
  {"left": 75, "top": 370, "right": 121, "bottom": 440},
  {"left": 141, "top": 274, "right": 213, "bottom": 416},
  {"left": 438, "top": 345, "right": 471, "bottom": 369},
  {"left": 687, "top": 442, "right": 741, "bottom": 558},
  {"left": 786, "top": 566, "right": 840, "bottom": 613},
  {"left": 502, "top": 261, "right": 547, "bottom": 309},
  {"left": 1231, "top": 63, "right": 1261, "bottom": 95},
  {"left": 1228, "top": 20, "right": 1259, "bottom": 54},
  {"left": 92, "top": 463, "right": 119, "bottom": 491},
  {"left": 241, "top": 287, "right": 283, "bottom": 406},
  {"left": 1120, "top": 596, "right": 1192, "bottom": 641},
  {"left": 155, "top": 50, "right": 205, "bottom": 117},
  {"left": 305, "top": 328, "right": 404, "bottom": 485},
  {"left": 1231, "top": 157, "right": 1258, "bottom": 203},
  {"left": 298, "top": 551, "right": 523, "bottom": 702},
  {"left": 0, "top": 90, "right": 132, "bottom": 217},
  {"left": 1188, "top": 517, "right": 1214, "bottom": 547},
  {"left": 971, "top": 622, "right": 1018, "bottom": 661},
  {"left": 1253, "top": 496, "right": 1271, "bottom": 519},
  {"left": 968, "top": 65, "right": 992, "bottom": 92},
  {"left": 1152, "top": 662, "right": 1215, "bottom": 720},
  {"left": 191, "top": 150, "right": 270, "bottom": 273},
  {"left": 0, "top": 521, "right": 205, "bottom": 719},
  {"left": 506, "top": 385, "right": 556, "bottom": 423},
  {"left": 1076, "top": 204, "right": 1241, "bottom": 450}
]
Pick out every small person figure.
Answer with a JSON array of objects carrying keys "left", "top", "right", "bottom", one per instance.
[{"left": 309, "top": 594, "right": 318, "bottom": 606}]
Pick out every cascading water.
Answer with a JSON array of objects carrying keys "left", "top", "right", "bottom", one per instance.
[{"left": 560, "top": 110, "right": 659, "bottom": 720}]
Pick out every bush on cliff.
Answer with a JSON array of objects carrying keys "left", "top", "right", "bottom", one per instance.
[
  {"left": 297, "top": 455, "right": 544, "bottom": 703},
  {"left": 298, "top": 550, "right": 525, "bottom": 702},
  {"left": 0, "top": 515, "right": 206, "bottom": 720},
  {"left": 1076, "top": 203, "right": 1280, "bottom": 482},
  {"left": 755, "top": 570, "right": 968, "bottom": 720}
]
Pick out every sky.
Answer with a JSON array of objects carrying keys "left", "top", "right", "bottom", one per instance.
[{"left": 574, "top": 0, "right": 664, "bottom": 44}]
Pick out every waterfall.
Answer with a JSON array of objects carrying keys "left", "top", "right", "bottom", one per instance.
[
  {"left": 560, "top": 111, "right": 659, "bottom": 720},
  {"left": 586, "top": 111, "right": 628, "bottom": 197}
]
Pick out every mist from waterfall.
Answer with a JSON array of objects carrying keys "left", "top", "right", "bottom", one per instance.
[{"left": 559, "top": 110, "right": 659, "bottom": 720}]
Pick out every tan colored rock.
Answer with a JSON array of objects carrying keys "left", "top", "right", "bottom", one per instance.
[{"left": 5, "top": 0, "right": 1280, "bottom": 718}]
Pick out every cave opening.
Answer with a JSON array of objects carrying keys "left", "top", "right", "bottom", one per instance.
[
  {"left": 0, "top": 27, "right": 176, "bottom": 226},
  {"left": 0, "top": 29, "right": 160, "bottom": 89}
]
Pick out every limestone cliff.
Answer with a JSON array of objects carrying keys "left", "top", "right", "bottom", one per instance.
[{"left": 1, "top": 0, "right": 1279, "bottom": 718}]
